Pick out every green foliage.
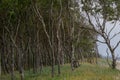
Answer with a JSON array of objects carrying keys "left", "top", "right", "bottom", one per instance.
[
  {"left": 81, "top": 0, "right": 120, "bottom": 21},
  {"left": 79, "top": 29, "right": 95, "bottom": 54}
]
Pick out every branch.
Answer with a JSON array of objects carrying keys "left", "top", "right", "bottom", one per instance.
[
  {"left": 94, "top": 15, "right": 108, "bottom": 39},
  {"left": 110, "top": 32, "right": 120, "bottom": 40},
  {"left": 95, "top": 39, "right": 106, "bottom": 44},
  {"left": 108, "top": 21, "right": 117, "bottom": 38},
  {"left": 94, "top": 14, "right": 104, "bottom": 31},
  {"left": 102, "top": 18, "right": 106, "bottom": 31},
  {"left": 80, "top": 26, "right": 100, "bottom": 35},
  {"left": 57, "top": 0, "right": 62, "bottom": 21},
  {"left": 14, "top": 19, "right": 20, "bottom": 40},
  {"left": 86, "top": 11, "right": 96, "bottom": 30},
  {"left": 113, "top": 40, "right": 120, "bottom": 51},
  {"left": 4, "top": 26, "right": 17, "bottom": 48},
  {"left": 81, "top": 0, "right": 96, "bottom": 31}
]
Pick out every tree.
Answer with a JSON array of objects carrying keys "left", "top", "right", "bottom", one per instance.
[{"left": 81, "top": 0, "right": 120, "bottom": 69}]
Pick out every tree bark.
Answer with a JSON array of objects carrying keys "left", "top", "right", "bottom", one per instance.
[
  {"left": 57, "top": 19, "right": 62, "bottom": 75},
  {"left": 11, "top": 44, "right": 15, "bottom": 80},
  {"left": 111, "top": 53, "right": 116, "bottom": 69}
]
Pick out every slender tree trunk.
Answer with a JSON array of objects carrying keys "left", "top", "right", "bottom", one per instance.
[
  {"left": 28, "top": 38, "right": 31, "bottom": 70},
  {"left": 71, "top": 16, "right": 75, "bottom": 71},
  {"left": 1, "top": 28, "right": 6, "bottom": 74},
  {"left": 39, "top": 45, "right": 43, "bottom": 73},
  {"left": 11, "top": 27, "right": 15, "bottom": 80},
  {"left": 51, "top": 1, "right": 55, "bottom": 77},
  {"left": 57, "top": 20, "right": 61, "bottom": 75},
  {"left": 61, "top": 49, "right": 64, "bottom": 65},
  {"left": 107, "top": 41, "right": 117, "bottom": 69},
  {"left": 51, "top": 50, "right": 55, "bottom": 77},
  {"left": 61, "top": 21, "right": 65, "bottom": 65},
  {"left": 32, "top": 49, "right": 36, "bottom": 73},
  {"left": 11, "top": 45, "right": 15, "bottom": 80},
  {"left": 71, "top": 43, "right": 75, "bottom": 71},
  {"left": 0, "top": 60, "right": 2, "bottom": 76},
  {"left": 51, "top": 28, "right": 55, "bottom": 77},
  {"left": 18, "top": 45, "right": 24, "bottom": 80},
  {"left": 0, "top": 47, "right": 1, "bottom": 75},
  {"left": 70, "top": 24, "right": 75, "bottom": 70},
  {"left": 111, "top": 53, "right": 116, "bottom": 69}
]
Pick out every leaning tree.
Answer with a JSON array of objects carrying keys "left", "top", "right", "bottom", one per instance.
[{"left": 81, "top": 0, "right": 120, "bottom": 69}]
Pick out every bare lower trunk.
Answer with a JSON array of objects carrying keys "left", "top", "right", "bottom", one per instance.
[
  {"left": 71, "top": 44, "right": 75, "bottom": 71},
  {"left": 11, "top": 46, "right": 15, "bottom": 80},
  {"left": 20, "top": 69, "right": 24, "bottom": 80},
  {"left": 57, "top": 22, "right": 61, "bottom": 75},
  {"left": 19, "top": 54, "right": 24, "bottom": 80},
  {"left": 19, "top": 41, "right": 24, "bottom": 80},
  {"left": 51, "top": 53, "right": 55, "bottom": 77},
  {"left": 0, "top": 53, "right": 1, "bottom": 76},
  {"left": 58, "top": 58, "right": 61, "bottom": 75},
  {"left": 57, "top": 48, "right": 61, "bottom": 75},
  {"left": 61, "top": 50, "right": 64, "bottom": 65},
  {"left": 112, "top": 54, "right": 116, "bottom": 69}
]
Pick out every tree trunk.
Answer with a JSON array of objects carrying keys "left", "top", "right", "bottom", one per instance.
[
  {"left": 18, "top": 46, "right": 24, "bottom": 80},
  {"left": 57, "top": 20, "right": 61, "bottom": 75},
  {"left": 112, "top": 53, "right": 116, "bottom": 69},
  {"left": 0, "top": 50, "right": 1, "bottom": 75},
  {"left": 71, "top": 45, "right": 75, "bottom": 71},
  {"left": 0, "top": 62, "right": 1, "bottom": 76},
  {"left": 1, "top": 28, "right": 6, "bottom": 74},
  {"left": 11, "top": 45, "right": 15, "bottom": 80},
  {"left": 60, "top": 50, "right": 64, "bottom": 65}
]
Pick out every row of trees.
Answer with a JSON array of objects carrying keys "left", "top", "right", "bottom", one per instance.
[
  {"left": 2, "top": 0, "right": 120, "bottom": 79},
  {"left": 0, "top": 0, "right": 98, "bottom": 79}
]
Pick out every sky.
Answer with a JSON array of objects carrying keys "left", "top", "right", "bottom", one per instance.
[{"left": 97, "top": 21, "right": 120, "bottom": 58}]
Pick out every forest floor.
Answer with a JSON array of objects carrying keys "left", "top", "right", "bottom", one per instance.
[{"left": 1, "top": 59, "right": 120, "bottom": 80}]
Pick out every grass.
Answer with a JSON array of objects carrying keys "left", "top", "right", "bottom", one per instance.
[{"left": 1, "top": 60, "right": 120, "bottom": 80}]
